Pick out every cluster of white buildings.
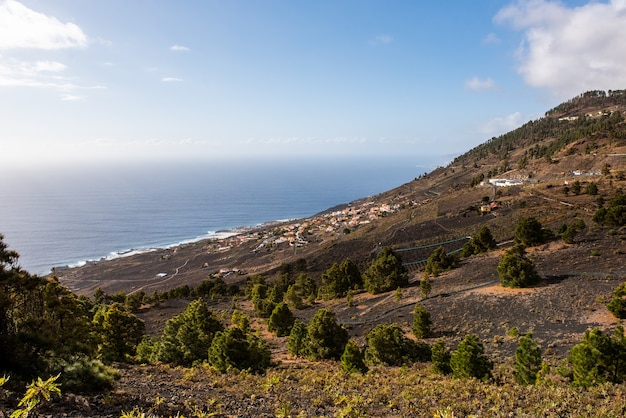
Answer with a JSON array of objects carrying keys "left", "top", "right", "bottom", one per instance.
[{"left": 205, "top": 200, "right": 403, "bottom": 256}]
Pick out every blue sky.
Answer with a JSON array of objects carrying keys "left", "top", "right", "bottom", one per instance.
[{"left": 2, "top": 0, "right": 626, "bottom": 167}]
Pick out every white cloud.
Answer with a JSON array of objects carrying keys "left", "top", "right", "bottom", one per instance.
[
  {"left": 369, "top": 34, "right": 393, "bottom": 46},
  {"left": 0, "top": 0, "right": 87, "bottom": 50},
  {"left": 0, "top": 56, "right": 76, "bottom": 88},
  {"left": 495, "top": 0, "right": 626, "bottom": 98},
  {"left": 170, "top": 44, "right": 190, "bottom": 52},
  {"left": 34, "top": 60, "right": 66, "bottom": 72},
  {"left": 0, "top": 1, "right": 95, "bottom": 97},
  {"left": 60, "top": 94, "right": 82, "bottom": 101},
  {"left": 161, "top": 77, "right": 183, "bottom": 82},
  {"left": 479, "top": 112, "right": 523, "bottom": 136},
  {"left": 482, "top": 33, "right": 501, "bottom": 45},
  {"left": 465, "top": 76, "right": 496, "bottom": 92}
]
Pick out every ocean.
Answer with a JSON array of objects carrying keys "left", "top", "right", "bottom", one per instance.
[{"left": 0, "top": 156, "right": 442, "bottom": 275}]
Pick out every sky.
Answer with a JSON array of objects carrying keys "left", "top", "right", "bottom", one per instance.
[{"left": 2, "top": 0, "right": 626, "bottom": 168}]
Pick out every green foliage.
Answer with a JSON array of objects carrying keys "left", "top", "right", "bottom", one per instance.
[
  {"left": 319, "top": 259, "right": 362, "bottom": 300},
  {"left": 50, "top": 357, "right": 119, "bottom": 393},
  {"left": 10, "top": 375, "right": 62, "bottom": 418},
  {"left": 514, "top": 217, "right": 551, "bottom": 247},
  {"left": 362, "top": 247, "right": 409, "bottom": 294},
  {"left": 412, "top": 303, "right": 432, "bottom": 339},
  {"left": 514, "top": 333, "right": 542, "bottom": 385},
  {"left": 231, "top": 309, "right": 251, "bottom": 331},
  {"left": 0, "top": 237, "right": 96, "bottom": 383},
  {"left": 302, "top": 308, "right": 349, "bottom": 361},
  {"left": 461, "top": 226, "right": 497, "bottom": 257},
  {"left": 135, "top": 336, "right": 160, "bottom": 364},
  {"left": 419, "top": 277, "right": 431, "bottom": 299},
  {"left": 567, "top": 326, "right": 626, "bottom": 388},
  {"left": 92, "top": 302, "right": 145, "bottom": 364},
  {"left": 431, "top": 339, "right": 452, "bottom": 375},
  {"left": 559, "top": 219, "right": 586, "bottom": 244},
  {"left": 251, "top": 283, "right": 277, "bottom": 318},
  {"left": 286, "top": 320, "right": 307, "bottom": 357},
  {"left": 450, "top": 334, "right": 493, "bottom": 381},
  {"left": 497, "top": 245, "right": 541, "bottom": 288},
  {"left": 340, "top": 340, "right": 368, "bottom": 374},
  {"left": 208, "top": 327, "right": 272, "bottom": 374},
  {"left": 607, "top": 298, "right": 626, "bottom": 319},
  {"left": 457, "top": 91, "right": 626, "bottom": 166},
  {"left": 586, "top": 182, "right": 599, "bottom": 195},
  {"left": 593, "top": 190, "right": 626, "bottom": 226},
  {"left": 284, "top": 285, "right": 304, "bottom": 310},
  {"left": 424, "top": 246, "right": 458, "bottom": 277},
  {"left": 268, "top": 302, "right": 295, "bottom": 337},
  {"left": 364, "top": 323, "right": 431, "bottom": 366},
  {"left": 470, "top": 172, "right": 485, "bottom": 187},
  {"left": 157, "top": 299, "right": 223, "bottom": 366}
]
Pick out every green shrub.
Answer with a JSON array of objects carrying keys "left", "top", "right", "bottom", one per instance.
[
  {"left": 363, "top": 248, "right": 409, "bottom": 294},
  {"left": 51, "top": 357, "right": 119, "bottom": 393},
  {"left": 341, "top": 340, "right": 368, "bottom": 374},
  {"left": 251, "top": 283, "right": 278, "bottom": 318},
  {"left": 364, "top": 323, "right": 431, "bottom": 366},
  {"left": 497, "top": 245, "right": 541, "bottom": 288},
  {"left": 92, "top": 303, "right": 145, "bottom": 364},
  {"left": 560, "top": 219, "right": 586, "bottom": 244},
  {"left": 514, "top": 333, "right": 542, "bottom": 385},
  {"left": 461, "top": 226, "right": 497, "bottom": 257},
  {"left": 567, "top": 326, "right": 626, "bottom": 388},
  {"left": 424, "top": 246, "right": 458, "bottom": 277},
  {"left": 287, "top": 320, "right": 308, "bottom": 357},
  {"left": 135, "top": 336, "right": 160, "bottom": 364},
  {"left": 303, "top": 309, "right": 349, "bottom": 361},
  {"left": 450, "top": 334, "right": 493, "bottom": 381},
  {"left": 156, "top": 299, "right": 223, "bottom": 366},
  {"left": 208, "top": 327, "right": 271, "bottom": 374},
  {"left": 268, "top": 302, "right": 295, "bottom": 337},
  {"left": 514, "top": 217, "right": 552, "bottom": 247},
  {"left": 593, "top": 190, "right": 626, "bottom": 226},
  {"left": 412, "top": 303, "right": 432, "bottom": 339},
  {"left": 420, "top": 277, "right": 432, "bottom": 298},
  {"left": 319, "top": 259, "right": 362, "bottom": 299},
  {"left": 431, "top": 339, "right": 452, "bottom": 375}
]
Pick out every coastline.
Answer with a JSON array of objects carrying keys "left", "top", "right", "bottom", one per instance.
[{"left": 52, "top": 222, "right": 275, "bottom": 274}]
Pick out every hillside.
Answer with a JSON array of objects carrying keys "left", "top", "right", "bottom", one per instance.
[
  {"left": 3, "top": 90, "right": 626, "bottom": 417},
  {"left": 57, "top": 90, "right": 626, "bottom": 293}
]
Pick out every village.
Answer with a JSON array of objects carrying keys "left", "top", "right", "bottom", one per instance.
[{"left": 201, "top": 198, "right": 404, "bottom": 276}]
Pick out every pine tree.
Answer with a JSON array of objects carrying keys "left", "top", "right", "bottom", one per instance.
[
  {"left": 450, "top": 334, "right": 493, "bottom": 381},
  {"left": 341, "top": 340, "right": 368, "bottom": 374},
  {"left": 92, "top": 302, "right": 145, "bottom": 364},
  {"left": 363, "top": 247, "right": 409, "bottom": 294},
  {"left": 497, "top": 245, "right": 541, "bottom": 288},
  {"left": 364, "top": 323, "right": 430, "bottom": 366},
  {"left": 420, "top": 276, "right": 432, "bottom": 298},
  {"left": 514, "top": 333, "right": 542, "bottom": 385},
  {"left": 431, "top": 339, "right": 452, "bottom": 375},
  {"left": 424, "top": 246, "right": 457, "bottom": 277},
  {"left": 461, "top": 226, "right": 497, "bottom": 257},
  {"left": 514, "top": 217, "right": 551, "bottom": 247},
  {"left": 287, "top": 320, "right": 307, "bottom": 357},
  {"left": 156, "top": 299, "right": 223, "bottom": 366},
  {"left": 268, "top": 302, "right": 295, "bottom": 337},
  {"left": 567, "top": 326, "right": 626, "bottom": 387},
  {"left": 412, "top": 303, "right": 432, "bottom": 339},
  {"left": 303, "top": 308, "right": 349, "bottom": 360},
  {"left": 208, "top": 327, "right": 271, "bottom": 374}
]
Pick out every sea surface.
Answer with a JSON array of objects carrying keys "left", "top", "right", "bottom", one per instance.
[{"left": 0, "top": 156, "right": 442, "bottom": 275}]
